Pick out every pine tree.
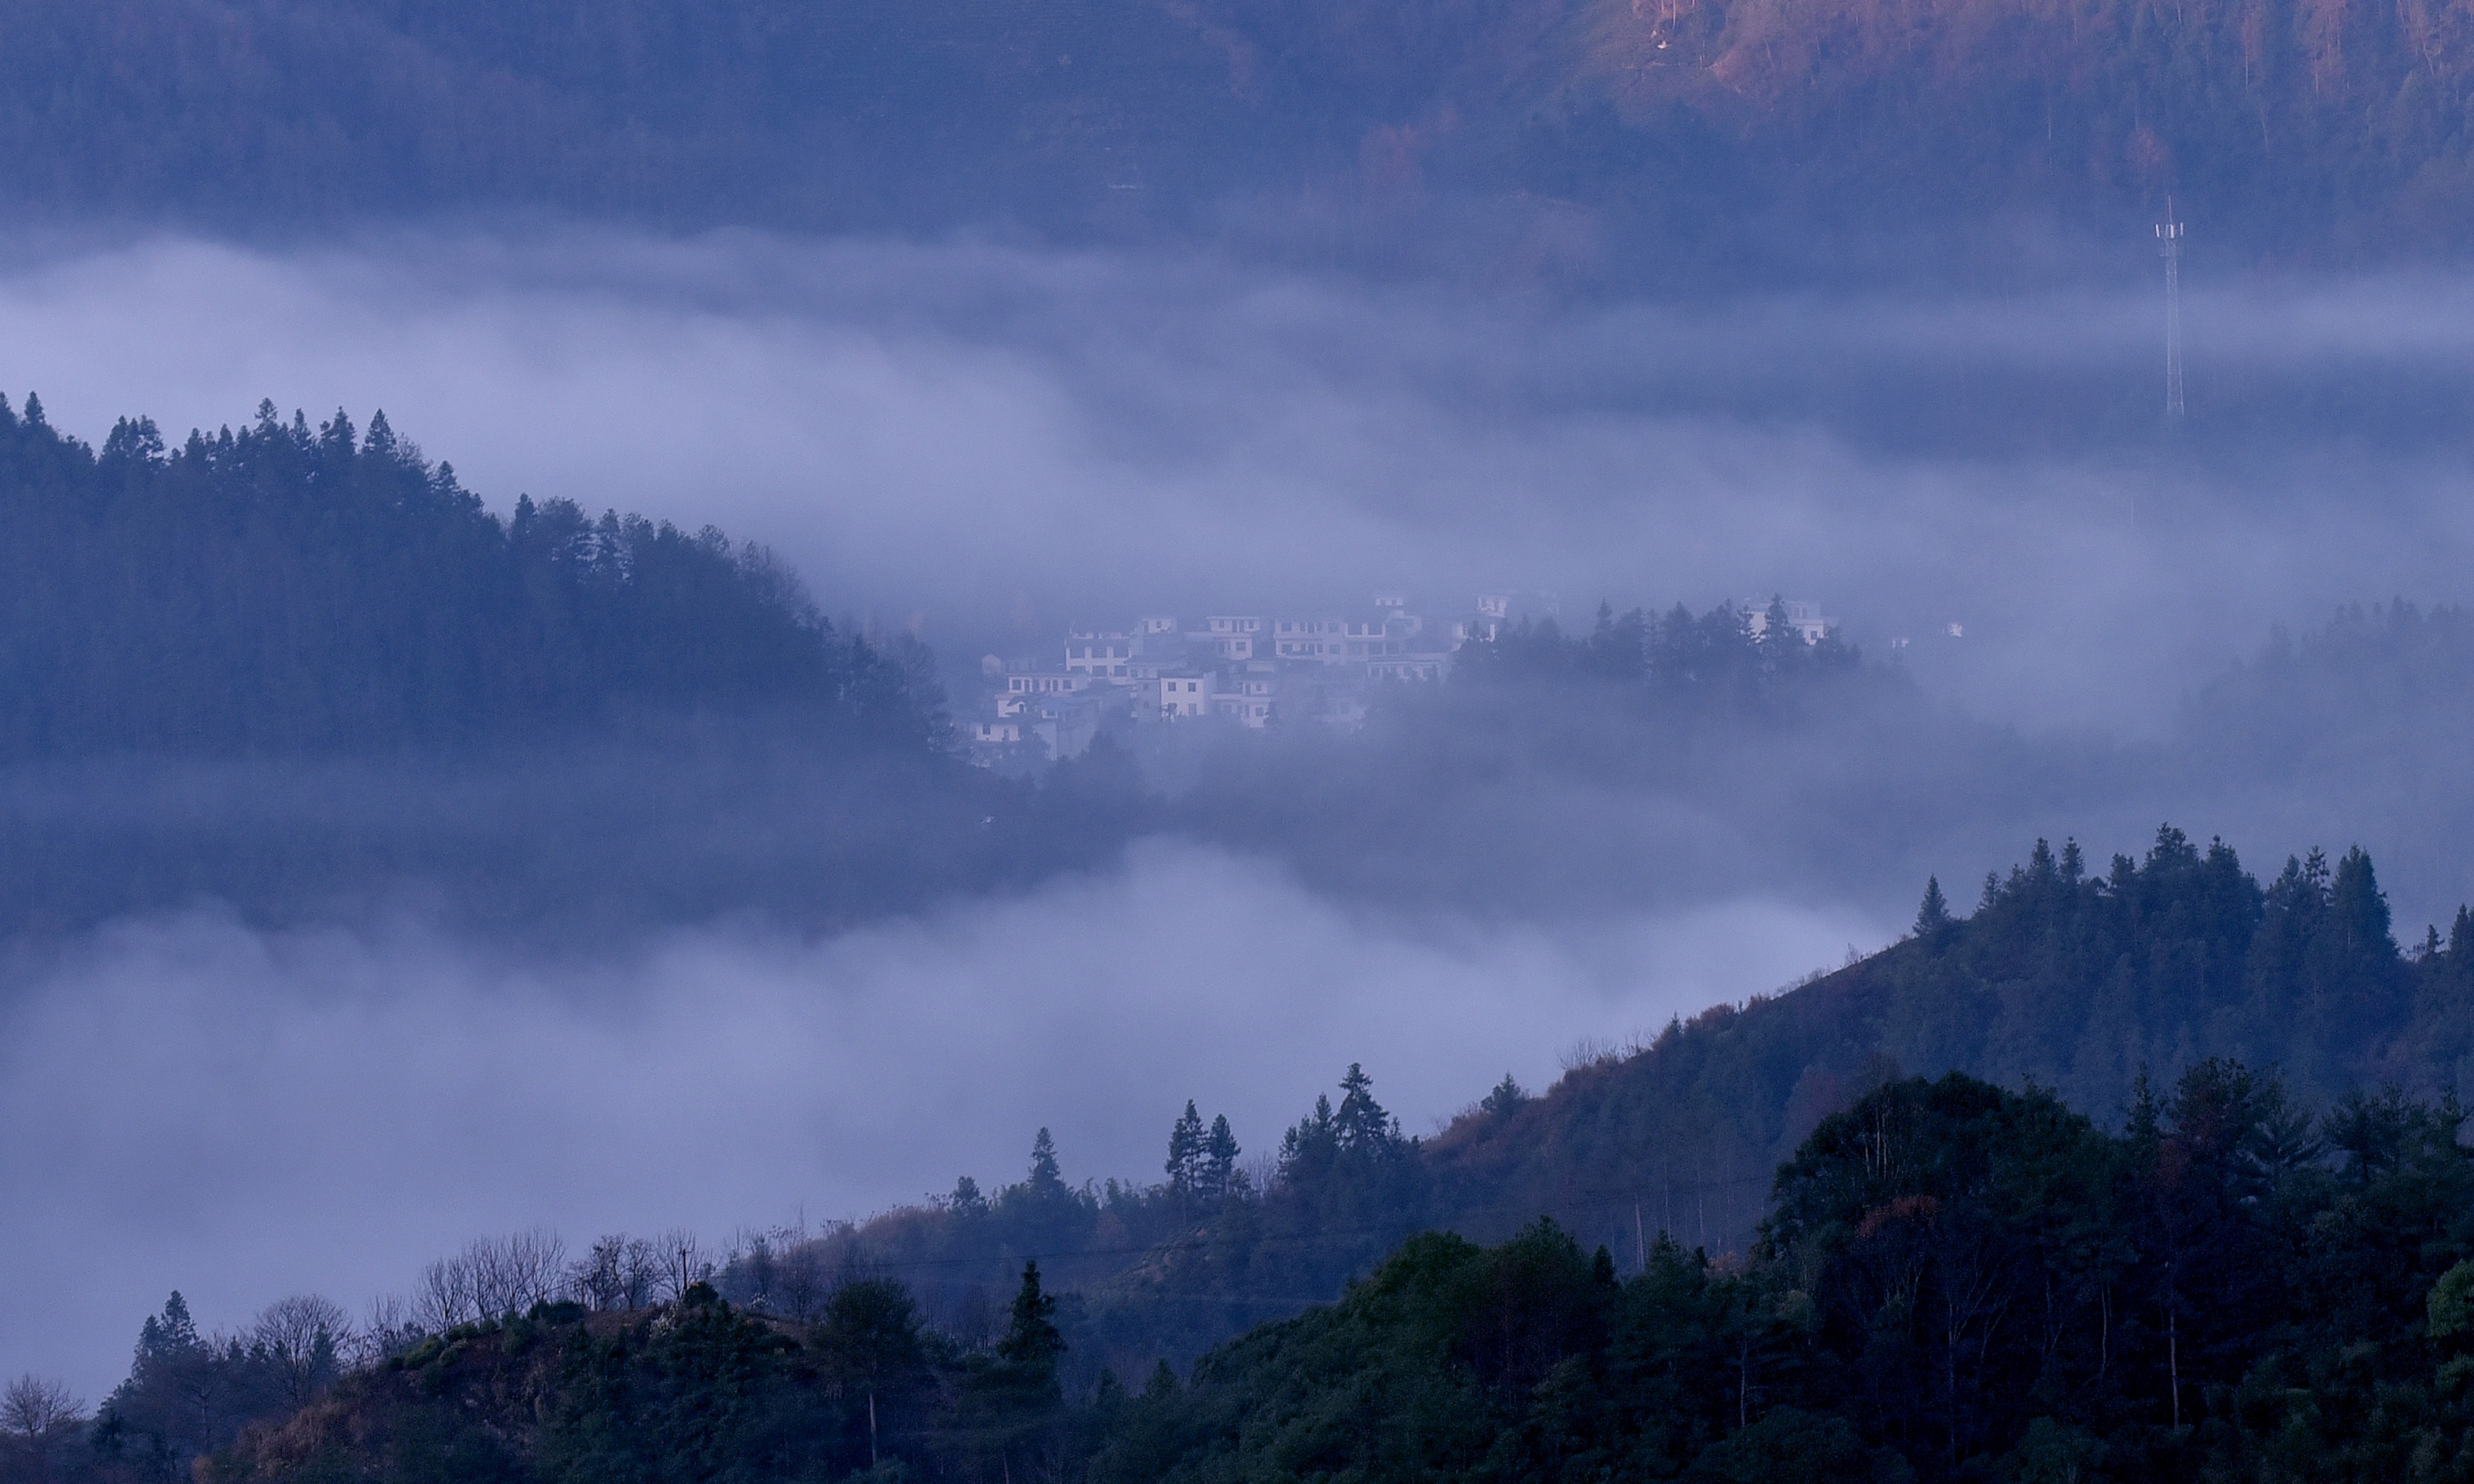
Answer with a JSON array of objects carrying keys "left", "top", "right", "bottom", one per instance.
[
  {"left": 1334, "top": 1063, "right": 1396, "bottom": 1153},
  {"left": 1026, "top": 1128, "right": 1064, "bottom": 1197},
  {"left": 1166, "top": 1102, "right": 1205, "bottom": 1203},
  {"left": 815, "top": 1279, "right": 926, "bottom": 1471},
  {"left": 997, "top": 1262, "right": 1064, "bottom": 1383},
  {"left": 1202, "top": 1115, "right": 1241, "bottom": 1202},
  {"left": 1915, "top": 876, "right": 1953, "bottom": 940},
  {"left": 139, "top": 1293, "right": 200, "bottom": 1360}
]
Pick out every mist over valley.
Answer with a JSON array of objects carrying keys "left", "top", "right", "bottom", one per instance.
[{"left": 6, "top": 3, "right": 2474, "bottom": 1476}]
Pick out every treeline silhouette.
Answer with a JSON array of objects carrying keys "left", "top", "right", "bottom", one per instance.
[
  {"left": 30, "top": 1062, "right": 2474, "bottom": 1482},
  {"left": 42, "top": 823, "right": 2406, "bottom": 1429},
  {"left": 1449, "top": 598, "right": 1867, "bottom": 697},
  {"left": 0, "top": 396, "right": 1158, "bottom": 936},
  {"left": 0, "top": 392, "right": 938, "bottom": 757},
  {"left": 643, "top": 825, "right": 2474, "bottom": 1380},
  {"left": 15, "top": 825, "right": 2474, "bottom": 1478}
]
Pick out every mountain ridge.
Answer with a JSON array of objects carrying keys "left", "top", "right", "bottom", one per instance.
[{"left": 4, "top": 0, "right": 2471, "bottom": 275}]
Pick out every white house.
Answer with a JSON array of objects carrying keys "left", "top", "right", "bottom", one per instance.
[
  {"left": 1367, "top": 654, "right": 1448, "bottom": 683},
  {"left": 1064, "top": 630, "right": 1134, "bottom": 680},
  {"left": 999, "top": 671, "right": 1093, "bottom": 716},
  {"left": 1212, "top": 691, "right": 1274, "bottom": 727},
  {"left": 1149, "top": 670, "right": 1215, "bottom": 719},
  {"left": 1273, "top": 617, "right": 1347, "bottom": 662},
  {"left": 1739, "top": 600, "right": 1833, "bottom": 643}
]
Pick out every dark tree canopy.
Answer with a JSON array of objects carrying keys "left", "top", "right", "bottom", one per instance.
[{"left": 0, "top": 394, "right": 945, "bottom": 760}]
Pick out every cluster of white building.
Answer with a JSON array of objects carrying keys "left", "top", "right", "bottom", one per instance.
[
  {"left": 968, "top": 593, "right": 1495, "bottom": 764},
  {"left": 968, "top": 592, "right": 1832, "bottom": 764}
]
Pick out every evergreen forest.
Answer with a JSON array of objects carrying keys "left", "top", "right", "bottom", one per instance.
[
  {"left": 0, "top": 393, "right": 1162, "bottom": 936},
  {"left": 36, "top": 1066, "right": 2474, "bottom": 1482}
]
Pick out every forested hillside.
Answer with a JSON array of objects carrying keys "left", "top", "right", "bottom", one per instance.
[
  {"left": 12, "top": 830, "right": 2472, "bottom": 1481},
  {"left": 0, "top": 392, "right": 936, "bottom": 756},
  {"left": 0, "top": 395, "right": 1147, "bottom": 936},
  {"left": 40, "top": 1064, "right": 2474, "bottom": 1483},
  {"left": 3, "top": 0, "right": 2472, "bottom": 271},
  {"left": 1429, "top": 824, "right": 2474, "bottom": 1252},
  {"left": 598, "top": 825, "right": 2468, "bottom": 1381}
]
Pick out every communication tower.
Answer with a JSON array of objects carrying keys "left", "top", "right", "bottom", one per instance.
[{"left": 2155, "top": 201, "right": 2185, "bottom": 421}]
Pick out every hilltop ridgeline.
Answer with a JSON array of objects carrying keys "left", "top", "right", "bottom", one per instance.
[
  {"left": 0, "top": 393, "right": 942, "bottom": 758},
  {"left": 722, "top": 825, "right": 2474, "bottom": 1370},
  {"left": 67, "top": 1069, "right": 2474, "bottom": 1484},
  {"left": 0, "top": 395, "right": 1182, "bottom": 937},
  {"left": 26, "top": 826, "right": 2474, "bottom": 1481},
  {"left": 2, "top": 0, "right": 2472, "bottom": 272}
]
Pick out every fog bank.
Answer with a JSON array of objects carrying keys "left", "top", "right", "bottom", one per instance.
[
  {"left": 1, "top": 231, "right": 2472, "bottom": 730},
  {"left": 0, "top": 839, "right": 1882, "bottom": 1399}
]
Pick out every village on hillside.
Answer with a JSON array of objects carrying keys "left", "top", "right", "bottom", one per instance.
[{"left": 966, "top": 592, "right": 1833, "bottom": 767}]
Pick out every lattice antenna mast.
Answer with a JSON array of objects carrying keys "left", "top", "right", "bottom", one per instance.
[{"left": 2155, "top": 199, "right": 2185, "bottom": 421}]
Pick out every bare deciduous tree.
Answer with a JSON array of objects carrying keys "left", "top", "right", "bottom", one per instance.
[
  {"left": 737, "top": 1232, "right": 778, "bottom": 1311},
  {"left": 3, "top": 1373, "right": 84, "bottom": 1483},
  {"left": 470, "top": 1229, "right": 567, "bottom": 1316},
  {"left": 413, "top": 1230, "right": 570, "bottom": 1328},
  {"left": 655, "top": 1228, "right": 709, "bottom": 1303},
  {"left": 568, "top": 1234, "right": 663, "bottom": 1311},
  {"left": 1, "top": 1375, "right": 81, "bottom": 1439},
  {"left": 571, "top": 1235, "right": 629, "bottom": 1311},
  {"left": 777, "top": 1244, "right": 827, "bottom": 1321},
  {"left": 358, "top": 1295, "right": 422, "bottom": 1363},
  {"left": 414, "top": 1252, "right": 477, "bottom": 1331},
  {"left": 251, "top": 1296, "right": 350, "bottom": 1405}
]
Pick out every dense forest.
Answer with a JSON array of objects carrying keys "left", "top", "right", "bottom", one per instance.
[
  {"left": 0, "top": 392, "right": 938, "bottom": 757},
  {"left": 4, "top": 0, "right": 2474, "bottom": 273},
  {"left": 23, "top": 1061, "right": 2474, "bottom": 1482},
  {"left": 0, "top": 394, "right": 1162, "bottom": 936}
]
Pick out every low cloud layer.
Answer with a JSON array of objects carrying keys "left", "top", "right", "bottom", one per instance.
[
  {"left": 3, "top": 225, "right": 2473, "bottom": 1397},
  {"left": 0, "top": 840, "right": 1882, "bottom": 1399},
  {"left": 0, "top": 231, "right": 2470, "bottom": 730}
]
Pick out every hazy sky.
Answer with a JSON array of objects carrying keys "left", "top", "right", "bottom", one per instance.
[{"left": 5, "top": 226, "right": 2474, "bottom": 1398}]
